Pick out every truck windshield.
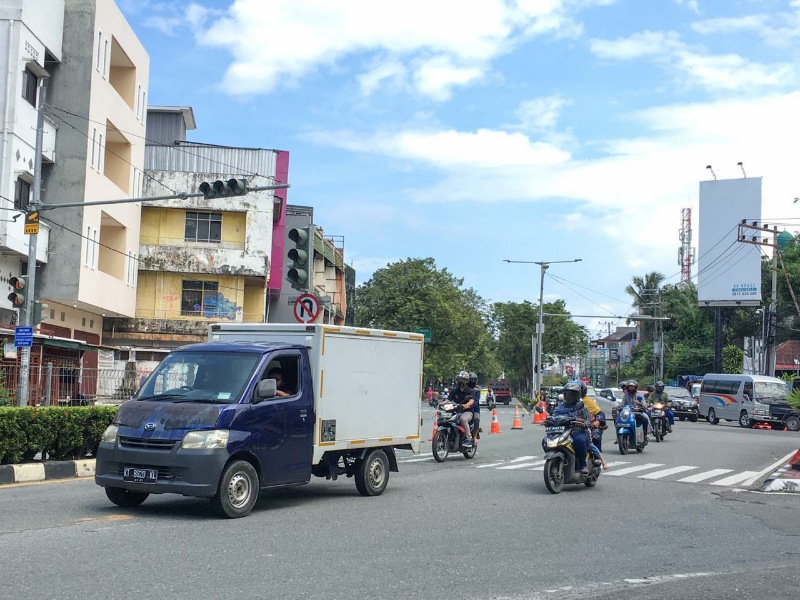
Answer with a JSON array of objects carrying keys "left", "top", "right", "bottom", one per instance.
[
  {"left": 753, "top": 381, "right": 789, "bottom": 404},
  {"left": 136, "top": 351, "right": 261, "bottom": 404}
]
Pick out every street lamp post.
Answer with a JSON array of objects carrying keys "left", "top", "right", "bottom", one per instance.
[{"left": 504, "top": 258, "right": 582, "bottom": 402}]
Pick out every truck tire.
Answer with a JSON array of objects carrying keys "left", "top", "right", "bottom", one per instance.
[
  {"left": 355, "top": 449, "right": 389, "bottom": 497},
  {"left": 785, "top": 415, "right": 800, "bottom": 432},
  {"left": 738, "top": 411, "right": 754, "bottom": 428},
  {"left": 105, "top": 487, "right": 148, "bottom": 508},
  {"left": 503, "top": 399, "right": 510, "bottom": 406},
  {"left": 707, "top": 408, "right": 719, "bottom": 425},
  {"left": 211, "top": 460, "right": 259, "bottom": 518}
]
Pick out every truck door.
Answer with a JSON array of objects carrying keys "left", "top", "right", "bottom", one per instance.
[{"left": 248, "top": 352, "right": 314, "bottom": 486}]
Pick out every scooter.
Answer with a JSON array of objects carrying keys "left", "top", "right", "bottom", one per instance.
[
  {"left": 649, "top": 401, "right": 669, "bottom": 442},
  {"left": 431, "top": 401, "right": 478, "bottom": 462},
  {"left": 615, "top": 403, "right": 647, "bottom": 455},
  {"left": 541, "top": 413, "right": 601, "bottom": 493},
  {"left": 546, "top": 396, "right": 559, "bottom": 415}
]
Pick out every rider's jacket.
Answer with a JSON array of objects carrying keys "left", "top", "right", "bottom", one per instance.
[
  {"left": 649, "top": 391, "right": 670, "bottom": 404},
  {"left": 582, "top": 395, "right": 601, "bottom": 417},
  {"left": 553, "top": 400, "right": 591, "bottom": 425},
  {"left": 467, "top": 384, "right": 480, "bottom": 416},
  {"left": 450, "top": 385, "right": 474, "bottom": 411},
  {"left": 621, "top": 392, "right": 644, "bottom": 407}
]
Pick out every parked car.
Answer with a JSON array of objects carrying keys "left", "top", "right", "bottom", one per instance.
[
  {"left": 665, "top": 386, "right": 698, "bottom": 422},
  {"left": 598, "top": 388, "right": 620, "bottom": 402}
]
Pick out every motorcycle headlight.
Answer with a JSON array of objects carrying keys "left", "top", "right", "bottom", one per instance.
[
  {"left": 101, "top": 424, "right": 118, "bottom": 444},
  {"left": 181, "top": 429, "right": 229, "bottom": 450}
]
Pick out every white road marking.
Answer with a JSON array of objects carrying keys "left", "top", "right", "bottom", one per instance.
[
  {"left": 499, "top": 460, "right": 545, "bottom": 470},
  {"left": 740, "top": 449, "right": 800, "bottom": 487},
  {"left": 604, "top": 463, "right": 665, "bottom": 477},
  {"left": 710, "top": 471, "right": 760, "bottom": 486},
  {"left": 477, "top": 455, "right": 537, "bottom": 469},
  {"left": 603, "top": 461, "right": 630, "bottom": 469},
  {"left": 638, "top": 466, "right": 698, "bottom": 480},
  {"left": 398, "top": 457, "right": 435, "bottom": 463},
  {"left": 677, "top": 468, "right": 733, "bottom": 483}
]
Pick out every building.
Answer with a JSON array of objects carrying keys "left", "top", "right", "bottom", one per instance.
[
  {"left": 103, "top": 106, "right": 286, "bottom": 349},
  {"left": 0, "top": 0, "right": 62, "bottom": 325}
]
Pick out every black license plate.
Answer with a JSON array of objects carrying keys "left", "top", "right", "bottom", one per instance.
[
  {"left": 123, "top": 466, "right": 158, "bottom": 484},
  {"left": 545, "top": 426, "right": 565, "bottom": 433}
]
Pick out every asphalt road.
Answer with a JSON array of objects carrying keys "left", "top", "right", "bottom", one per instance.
[{"left": 1, "top": 402, "right": 799, "bottom": 600}]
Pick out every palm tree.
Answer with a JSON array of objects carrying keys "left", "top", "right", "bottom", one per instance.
[{"left": 626, "top": 271, "right": 665, "bottom": 343}]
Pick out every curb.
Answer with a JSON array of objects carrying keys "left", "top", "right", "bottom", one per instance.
[
  {"left": 0, "top": 459, "right": 96, "bottom": 485},
  {"left": 759, "top": 447, "right": 800, "bottom": 493},
  {"left": 760, "top": 478, "right": 800, "bottom": 493}
]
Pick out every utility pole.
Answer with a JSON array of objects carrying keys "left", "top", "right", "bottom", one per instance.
[{"left": 16, "top": 79, "right": 47, "bottom": 406}]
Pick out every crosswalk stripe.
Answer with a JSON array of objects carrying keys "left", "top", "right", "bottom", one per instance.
[
  {"left": 478, "top": 456, "right": 537, "bottom": 469},
  {"left": 604, "top": 463, "right": 665, "bottom": 477},
  {"left": 677, "top": 468, "right": 732, "bottom": 483},
  {"left": 603, "top": 461, "right": 630, "bottom": 469},
  {"left": 499, "top": 461, "right": 544, "bottom": 470},
  {"left": 638, "top": 466, "right": 697, "bottom": 480},
  {"left": 398, "top": 457, "right": 435, "bottom": 463},
  {"left": 710, "top": 471, "right": 760, "bottom": 486},
  {"left": 525, "top": 460, "right": 547, "bottom": 470}
]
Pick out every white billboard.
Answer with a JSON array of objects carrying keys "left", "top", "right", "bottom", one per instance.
[{"left": 697, "top": 177, "right": 762, "bottom": 306}]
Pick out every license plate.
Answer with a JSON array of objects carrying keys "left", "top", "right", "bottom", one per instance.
[
  {"left": 123, "top": 466, "right": 158, "bottom": 484},
  {"left": 545, "top": 426, "right": 565, "bottom": 433},
  {"left": 651, "top": 410, "right": 663, "bottom": 417}
]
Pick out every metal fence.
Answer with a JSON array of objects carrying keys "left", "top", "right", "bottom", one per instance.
[{"left": 0, "top": 362, "right": 155, "bottom": 407}]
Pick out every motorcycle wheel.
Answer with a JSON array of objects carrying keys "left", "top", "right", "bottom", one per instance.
[
  {"left": 543, "top": 457, "right": 564, "bottom": 494},
  {"left": 654, "top": 422, "right": 662, "bottom": 442},
  {"left": 617, "top": 434, "right": 629, "bottom": 455},
  {"left": 432, "top": 430, "right": 449, "bottom": 462},
  {"left": 584, "top": 475, "right": 598, "bottom": 487},
  {"left": 462, "top": 442, "right": 477, "bottom": 459}
]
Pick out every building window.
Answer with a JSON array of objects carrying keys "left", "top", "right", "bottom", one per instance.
[
  {"left": 60, "top": 312, "right": 65, "bottom": 321},
  {"left": 49, "top": 309, "right": 55, "bottom": 320},
  {"left": 181, "top": 280, "right": 219, "bottom": 316},
  {"left": 90, "top": 127, "right": 97, "bottom": 167},
  {"left": 96, "top": 31, "right": 103, "bottom": 71},
  {"left": 184, "top": 212, "right": 222, "bottom": 243},
  {"left": 14, "top": 178, "right": 31, "bottom": 211},
  {"left": 82, "top": 317, "right": 86, "bottom": 326},
  {"left": 22, "top": 67, "right": 37, "bottom": 106},
  {"left": 90, "top": 319, "right": 94, "bottom": 329}
]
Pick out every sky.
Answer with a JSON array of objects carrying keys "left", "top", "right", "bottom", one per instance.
[{"left": 117, "top": 0, "right": 800, "bottom": 339}]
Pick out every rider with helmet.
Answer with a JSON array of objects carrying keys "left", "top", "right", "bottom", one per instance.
[
  {"left": 467, "top": 372, "right": 481, "bottom": 439},
  {"left": 621, "top": 380, "right": 650, "bottom": 437},
  {"left": 450, "top": 371, "right": 475, "bottom": 447},
  {"left": 553, "top": 381, "right": 592, "bottom": 475},
  {"left": 580, "top": 381, "right": 609, "bottom": 469},
  {"left": 648, "top": 380, "right": 674, "bottom": 432}
]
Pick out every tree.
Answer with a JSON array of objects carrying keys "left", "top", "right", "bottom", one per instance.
[
  {"left": 625, "top": 271, "right": 665, "bottom": 343},
  {"left": 354, "top": 258, "right": 496, "bottom": 385},
  {"left": 722, "top": 345, "right": 743, "bottom": 373}
]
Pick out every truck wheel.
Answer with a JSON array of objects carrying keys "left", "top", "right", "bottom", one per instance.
[
  {"left": 355, "top": 449, "right": 389, "bottom": 497},
  {"left": 211, "top": 460, "right": 259, "bottom": 518},
  {"left": 770, "top": 422, "right": 785, "bottom": 431},
  {"left": 785, "top": 415, "right": 800, "bottom": 432},
  {"left": 105, "top": 486, "right": 148, "bottom": 508},
  {"left": 707, "top": 409, "right": 719, "bottom": 425},
  {"left": 739, "top": 411, "right": 754, "bottom": 428}
]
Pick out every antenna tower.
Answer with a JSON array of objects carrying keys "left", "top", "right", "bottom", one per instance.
[{"left": 678, "top": 208, "right": 693, "bottom": 282}]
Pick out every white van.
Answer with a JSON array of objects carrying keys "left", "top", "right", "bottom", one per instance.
[{"left": 698, "top": 373, "right": 789, "bottom": 428}]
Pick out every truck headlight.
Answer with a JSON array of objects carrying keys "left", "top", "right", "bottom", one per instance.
[
  {"left": 101, "top": 424, "right": 118, "bottom": 444},
  {"left": 181, "top": 429, "right": 229, "bottom": 450}
]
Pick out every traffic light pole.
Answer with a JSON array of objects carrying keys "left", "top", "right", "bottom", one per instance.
[{"left": 16, "top": 81, "right": 47, "bottom": 406}]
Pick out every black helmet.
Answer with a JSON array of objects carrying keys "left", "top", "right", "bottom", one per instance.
[
  {"left": 579, "top": 381, "right": 588, "bottom": 398},
  {"left": 456, "top": 371, "right": 469, "bottom": 385},
  {"left": 468, "top": 372, "right": 478, "bottom": 387},
  {"left": 625, "top": 380, "right": 638, "bottom": 391},
  {"left": 655, "top": 381, "right": 664, "bottom": 392},
  {"left": 646, "top": 384, "right": 655, "bottom": 393},
  {"left": 563, "top": 381, "right": 581, "bottom": 405}
]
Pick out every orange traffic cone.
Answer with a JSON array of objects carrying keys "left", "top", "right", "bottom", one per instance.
[
  {"left": 533, "top": 403, "right": 546, "bottom": 424},
  {"left": 430, "top": 411, "right": 439, "bottom": 441},
  {"left": 511, "top": 406, "right": 523, "bottom": 430},
  {"left": 489, "top": 408, "right": 502, "bottom": 434}
]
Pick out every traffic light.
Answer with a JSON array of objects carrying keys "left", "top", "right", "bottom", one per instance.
[
  {"left": 198, "top": 178, "right": 249, "bottom": 199},
  {"left": 32, "top": 301, "right": 49, "bottom": 324},
  {"left": 287, "top": 225, "right": 313, "bottom": 291},
  {"left": 8, "top": 275, "right": 26, "bottom": 307}
]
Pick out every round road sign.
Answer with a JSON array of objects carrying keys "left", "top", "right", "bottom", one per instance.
[{"left": 293, "top": 293, "right": 320, "bottom": 323}]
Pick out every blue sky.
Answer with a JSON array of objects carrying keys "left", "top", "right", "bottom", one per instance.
[{"left": 118, "top": 0, "right": 800, "bottom": 339}]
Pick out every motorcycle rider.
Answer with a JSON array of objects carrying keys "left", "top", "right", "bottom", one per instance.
[
  {"left": 580, "top": 381, "right": 608, "bottom": 469},
  {"left": 553, "top": 381, "right": 592, "bottom": 475},
  {"left": 450, "top": 371, "right": 475, "bottom": 448},
  {"left": 648, "top": 380, "right": 674, "bottom": 433},
  {"left": 620, "top": 379, "right": 650, "bottom": 437},
  {"left": 467, "top": 372, "right": 481, "bottom": 440}
]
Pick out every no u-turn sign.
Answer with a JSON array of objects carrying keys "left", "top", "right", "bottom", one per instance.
[{"left": 293, "top": 293, "right": 320, "bottom": 323}]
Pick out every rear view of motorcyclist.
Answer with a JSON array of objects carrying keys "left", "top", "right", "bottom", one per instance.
[
  {"left": 621, "top": 380, "right": 650, "bottom": 437},
  {"left": 449, "top": 371, "right": 475, "bottom": 447},
  {"left": 467, "top": 372, "right": 480, "bottom": 438},
  {"left": 553, "top": 382, "right": 592, "bottom": 475}
]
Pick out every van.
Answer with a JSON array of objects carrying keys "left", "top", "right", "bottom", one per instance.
[{"left": 697, "top": 373, "right": 789, "bottom": 429}]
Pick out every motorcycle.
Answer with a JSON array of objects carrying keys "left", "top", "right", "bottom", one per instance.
[
  {"left": 541, "top": 414, "right": 601, "bottom": 493},
  {"left": 428, "top": 393, "right": 438, "bottom": 408},
  {"left": 649, "top": 401, "right": 669, "bottom": 442},
  {"left": 546, "top": 396, "right": 559, "bottom": 415},
  {"left": 485, "top": 390, "right": 497, "bottom": 411},
  {"left": 615, "top": 403, "right": 647, "bottom": 455},
  {"left": 432, "top": 401, "right": 478, "bottom": 462}
]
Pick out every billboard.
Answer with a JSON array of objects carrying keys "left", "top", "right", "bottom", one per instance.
[{"left": 697, "top": 177, "right": 762, "bottom": 306}]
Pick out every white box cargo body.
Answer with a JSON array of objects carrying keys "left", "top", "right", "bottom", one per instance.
[{"left": 209, "top": 323, "right": 423, "bottom": 460}]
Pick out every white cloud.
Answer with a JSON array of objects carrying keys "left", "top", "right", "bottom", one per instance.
[
  {"left": 691, "top": 15, "right": 771, "bottom": 35},
  {"left": 515, "top": 95, "right": 572, "bottom": 131},
  {"left": 358, "top": 60, "right": 406, "bottom": 95},
  {"left": 192, "top": 0, "right": 590, "bottom": 99},
  {"left": 589, "top": 30, "right": 682, "bottom": 60}
]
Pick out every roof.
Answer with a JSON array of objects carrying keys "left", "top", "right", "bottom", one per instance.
[
  {"left": 597, "top": 327, "right": 639, "bottom": 343},
  {"left": 174, "top": 341, "right": 301, "bottom": 353},
  {"left": 775, "top": 340, "right": 800, "bottom": 370},
  {"left": 147, "top": 106, "right": 197, "bottom": 130}
]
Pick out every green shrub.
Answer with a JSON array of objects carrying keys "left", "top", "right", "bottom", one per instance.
[{"left": 0, "top": 406, "right": 118, "bottom": 464}]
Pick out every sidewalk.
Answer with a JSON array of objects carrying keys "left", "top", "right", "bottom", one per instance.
[
  {"left": 759, "top": 448, "right": 800, "bottom": 493},
  {"left": 0, "top": 459, "right": 96, "bottom": 485}
]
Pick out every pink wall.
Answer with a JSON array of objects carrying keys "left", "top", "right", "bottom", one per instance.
[{"left": 269, "top": 150, "right": 290, "bottom": 295}]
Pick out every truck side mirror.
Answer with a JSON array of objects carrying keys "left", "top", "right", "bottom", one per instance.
[{"left": 255, "top": 378, "right": 278, "bottom": 402}]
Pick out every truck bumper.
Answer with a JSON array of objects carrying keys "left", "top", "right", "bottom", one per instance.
[{"left": 94, "top": 442, "right": 229, "bottom": 498}]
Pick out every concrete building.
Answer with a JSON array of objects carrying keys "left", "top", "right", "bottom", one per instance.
[
  {"left": 0, "top": 0, "right": 62, "bottom": 326},
  {"left": 38, "top": 0, "right": 149, "bottom": 347},
  {"left": 103, "top": 106, "right": 286, "bottom": 348}
]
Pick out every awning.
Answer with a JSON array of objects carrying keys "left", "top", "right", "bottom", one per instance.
[{"left": 40, "top": 338, "right": 97, "bottom": 352}]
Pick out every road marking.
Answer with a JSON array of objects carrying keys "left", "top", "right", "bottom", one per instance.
[
  {"left": 604, "top": 461, "right": 630, "bottom": 469},
  {"left": 710, "top": 471, "right": 760, "bottom": 486},
  {"left": 499, "top": 460, "right": 544, "bottom": 470},
  {"left": 740, "top": 449, "right": 800, "bottom": 487},
  {"left": 638, "top": 466, "right": 698, "bottom": 480},
  {"left": 477, "top": 455, "right": 536, "bottom": 469},
  {"left": 676, "top": 468, "right": 732, "bottom": 483},
  {"left": 398, "top": 456, "right": 435, "bottom": 463},
  {"left": 604, "top": 463, "right": 665, "bottom": 477},
  {"left": 524, "top": 460, "right": 547, "bottom": 470}
]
